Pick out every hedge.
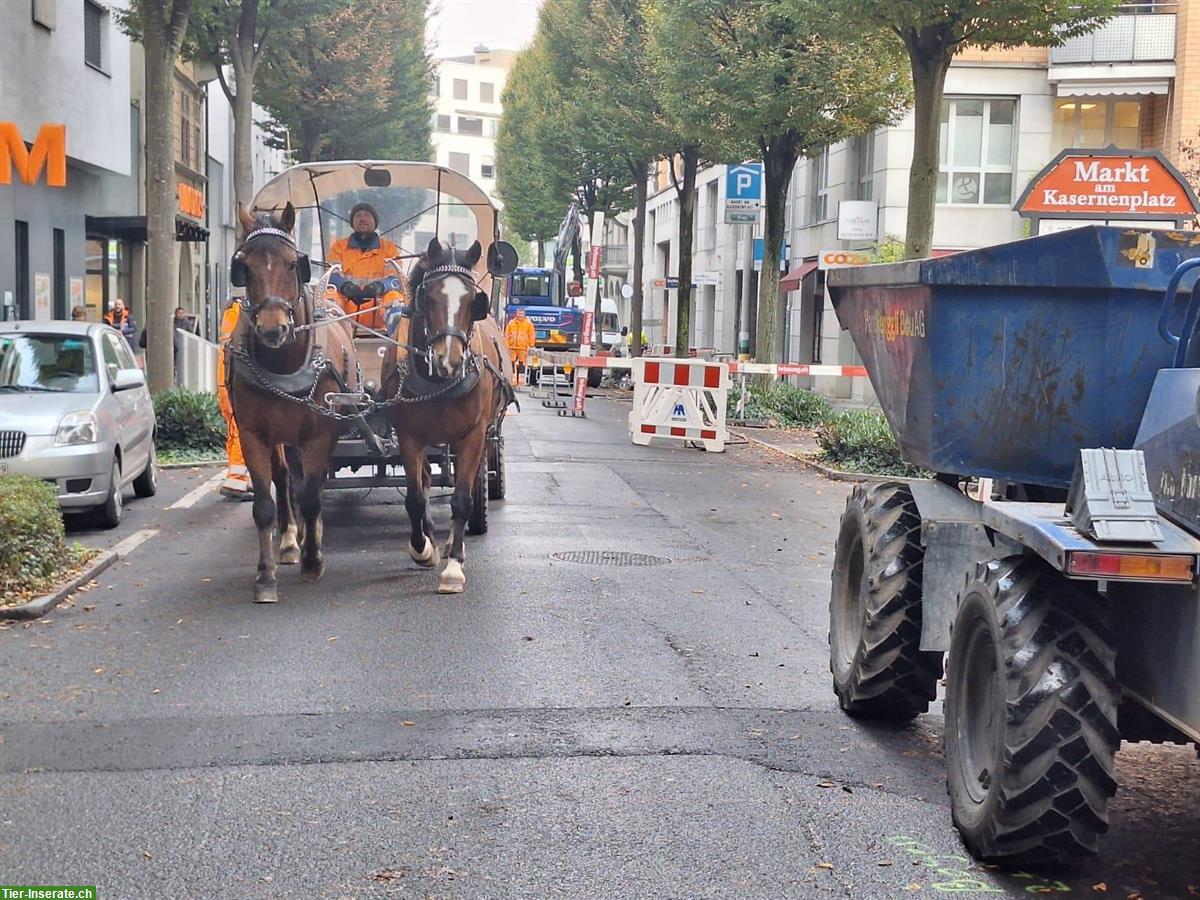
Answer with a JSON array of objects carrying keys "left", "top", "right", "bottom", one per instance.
[
  {"left": 153, "top": 389, "right": 226, "bottom": 460},
  {"left": 0, "top": 476, "right": 91, "bottom": 603},
  {"left": 815, "top": 408, "right": 929, "bottom": 478}
]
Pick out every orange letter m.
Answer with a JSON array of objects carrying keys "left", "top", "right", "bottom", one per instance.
[{"left": 0, "top": 123, "right": 67, "bottom": 187}]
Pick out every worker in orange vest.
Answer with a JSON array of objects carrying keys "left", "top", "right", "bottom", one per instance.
[
  {"left": 504, "top": 307, "right": 536, "bottom": 385},
  {"left": 326, "top": 202, "right": 403, "bottom": 331},
  {"left": 216, "top": 298, "right": 250, "bottom": 500}
]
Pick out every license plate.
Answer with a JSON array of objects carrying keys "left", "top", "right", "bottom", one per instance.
[{"left": 536, "top": 330, "right": 548, "bottom": 340}]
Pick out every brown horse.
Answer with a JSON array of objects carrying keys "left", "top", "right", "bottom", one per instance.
[
  {"left": 381, "top": 238, "right": 513, "bottom": 593},
  {"left": 228, "top": 204, "right": 360, "bottom": 603}
]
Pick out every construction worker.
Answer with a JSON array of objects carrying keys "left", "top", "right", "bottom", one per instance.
[
  {"left": 326, "top": 202, "right": 403, "bottom": 331},
  {"left": 504, "top": 307, "right": 536, "bottom": 385},
  {"left": 216, "top": 297, "right": 251, "bottom": 500}
]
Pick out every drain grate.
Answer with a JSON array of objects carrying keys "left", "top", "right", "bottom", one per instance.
[{"left": 550, "top": 550, "right": 672, "bottom": 567}]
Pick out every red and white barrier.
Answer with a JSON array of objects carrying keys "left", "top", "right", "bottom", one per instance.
[
  {"left": 727, "top": 361, "right": 868, "bottom": 378},
  {"left": 628, "top": 357, "right": 729, "bottom": 453}
]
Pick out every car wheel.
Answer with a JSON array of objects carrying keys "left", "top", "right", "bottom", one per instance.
[
  {"left": 99, "top": 458, "right": 123, "bottom": 529},
  {"left": 133, "top": 441, "right": 158, "bottom": 498}
]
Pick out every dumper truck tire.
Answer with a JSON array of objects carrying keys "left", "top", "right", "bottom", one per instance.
[
  {"left": 829, "top": 482, "right": 942, "bottom": 719},
  {"left": 587, "top": 366, "right": 603, "bottom": 389},
  {"left": 946, "top": 556, "right": 1119, "bottom": 867}
]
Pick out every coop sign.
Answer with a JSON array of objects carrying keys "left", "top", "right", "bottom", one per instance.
[
  {"left": 1016, "top": 147, "right": 1199, "bottom": 222},
  {"left": 0, "top": 123, "right": 67, "bottom": 187}
]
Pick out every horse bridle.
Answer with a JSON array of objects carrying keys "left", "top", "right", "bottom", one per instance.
[
  {"left": 412, "top": 261, "right": 488, "bottom": 355},
  {"left": 230, "top": 227, "right": 312, "bottom": 320}
]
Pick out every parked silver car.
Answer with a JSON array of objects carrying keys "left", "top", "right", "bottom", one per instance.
[{"left": 0, "top": 320, "right": 157, "bottom": 527}]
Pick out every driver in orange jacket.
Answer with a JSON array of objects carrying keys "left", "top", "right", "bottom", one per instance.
[{"left": 326, "top": 202, "right": 403, "bottom": 331}]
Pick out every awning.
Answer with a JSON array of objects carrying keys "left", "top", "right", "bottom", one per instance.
[
  {"left": 779, "top": 260, "right": 818, "bottom": 292},
  {"left": 1055, "top": 79, "right": 1171, "bottom": 97},
  {"left": 85, "top": 215, "right": 209, "bottom": 243}
]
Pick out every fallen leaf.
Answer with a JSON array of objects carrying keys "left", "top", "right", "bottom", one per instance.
[
  {"left": 816, "top": 781, "right": 837, "bottom": 788},
  {"left": 151, "top": 689, "right": 160, "bottom": 694},
  {"left": 1093, "top": 886, "right": 1108, "bottom": 894},
  {"left": 142, "top": 850, "right": 152, "bottom": 860},
  {"left": 370, "top": 867, "right": 410, "bottom": 881},
  {"left": 816, "top": 863, "right": 833, "bottom": 870},
  {"left": 402, "top": 720, "right": 415, "bottom": 727},
  {"left": 200, "top": 578, "right": 211, "bottom": 583},
  {"left": 176, "top": 618, "right": 183, "bottom": 625},
  {"left": 907, "top": 885, "right": 922, "bottom": 892},
  {"left": 93, "top": 667, "right": 105, "bottom": 674},
  {"left": 326, "top": 636, "right": 338, "bottom": 642},
  {"left": 878, "top": 861, "right": 893, "bottom": 867},
  {"left": 82, "top": 605, "right": 96, "bottom": 612}
]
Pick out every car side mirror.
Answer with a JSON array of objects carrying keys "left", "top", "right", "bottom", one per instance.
[
  {"left": 621, "top": 326, "right": 629, "bottom": 336},
  {"left": 487, "top": 241, "right": 519, "bottom": 277},
  {"left": 112, "top": 368, "right": 146, "bottom": 391}
]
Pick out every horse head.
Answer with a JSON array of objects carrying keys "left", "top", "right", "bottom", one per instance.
[
  {"left": 412, "top": 238, "right": 489, "bottom": 380},
  {"left": 232, "top": 203, "right": 311, "bottom": 350}
]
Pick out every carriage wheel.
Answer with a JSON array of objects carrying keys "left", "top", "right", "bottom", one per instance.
[
  {"left": 468, "top": 457, "right": 489, "bottom": 535},
  {"left": 487, "top": 434, "right": 506, "bottom": 501}
]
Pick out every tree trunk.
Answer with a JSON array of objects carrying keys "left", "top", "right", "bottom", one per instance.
[
  {"left": 537, "top": 240, "right": 545, "bottom": 268},
  {"left": 673, "top": 147, "right": 698, "bottom": 358},
  {"left": 571, "top": 231, "right": 583, "bottom": 286},
  {"left": 591, "top": 209, "right": 602, "bottom": 353},
  {"left": 142, "top": 3, "right": 191, "bottom": 394},
  {"left": 756, "top": 137, "right": 799, "bottom": 366},
  {"left": 904, "top": 47, "right": 951, "bottom": 260},
  {"left": 630, "top": 163, "right": 647, "bottom": 357},
  {"left": 231, "top": 71, "right": 256, "bottom": 210}
]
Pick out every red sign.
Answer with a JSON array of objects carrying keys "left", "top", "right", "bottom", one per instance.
[
  {"left": 178, "top": 182, "right": 205, "bottom": 219},
  {"left": 581, "top": 310, "right": 595, "bottom": 347},
  {"left": 1016, "top": 148, "right": 1199, "bottom": 220},
  {"left": 587, "top": 245, "right": 601, "bottom": 279}
]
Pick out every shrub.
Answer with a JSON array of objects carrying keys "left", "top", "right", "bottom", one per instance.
[
  {"left": 0, "top": 476, "right": 70, "bottom": 598},
  {"left": 816, "top": 409, "right": 928, "bottom": 477},
  {"left": 154, "top": 389, "right": 226, "bottom": 457},
  {"left": 728, "top": 381, "right": 832, "bottom": 428}
]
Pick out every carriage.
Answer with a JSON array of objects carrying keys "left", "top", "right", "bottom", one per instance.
[{"left": 247, "top": 160, "right": 518, "bottom": 533}]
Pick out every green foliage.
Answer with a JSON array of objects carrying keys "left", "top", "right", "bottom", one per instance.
[
  {"left": 870, "top": 237, "right": 906, "bottom": 264},
  {"left": 0, "top": 476, "right": 83, "bottom": 601},
  {"left": 256, "top": 0, "right": 432, "bottom": 163},
  {"left": 729, "top": 382, "right": 832, "bottom": 428},
  {"left": 816, "top": 409, "right": 927, "bottom": 477},
  {"left": 154, "top": 389, "right": 227, "bottom": 456}
]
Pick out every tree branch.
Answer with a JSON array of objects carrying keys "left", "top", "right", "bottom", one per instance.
[{"left": 215, "top": 60, "right": 236, "bottom": 104}]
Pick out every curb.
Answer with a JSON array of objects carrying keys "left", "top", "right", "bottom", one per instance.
[
  {"left": 161, "top": 460, "right": 224, "bottom": 470},
  {"left": 0, "top": 550, "right": 119, "bottom": 621},
  {"left": 733, "top": 430, "right": 896, "bottom": 484}
]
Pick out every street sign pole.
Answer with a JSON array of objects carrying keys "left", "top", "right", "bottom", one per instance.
[{"left": 740, "top": 224, "right": 754, "bottom": 360}]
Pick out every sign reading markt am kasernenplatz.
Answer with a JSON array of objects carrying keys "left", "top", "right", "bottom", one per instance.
[{"left": 1016, "top": 146, "right": 1199, "bottom": 233}]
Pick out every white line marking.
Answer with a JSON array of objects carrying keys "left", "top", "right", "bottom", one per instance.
[
  {"left": 111, "top": 528, "right": 159, "bottom": 558},
  {"left": 168, "top": 472, "right": 225, "bottom": 510}
]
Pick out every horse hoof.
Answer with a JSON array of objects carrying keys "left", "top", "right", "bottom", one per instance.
[
  {"left": 280, "top": 547, "right": 301, "bottom": 565},
  {"left": 437, "top": 559, "right": 466, "bottom": 594},
  {"left": 254, "top": 584, "right": 279, "bottom": 604},
  {"left": 409, "top": 537, "right": 440, "bottom": 569},
  {"left": 302, "top": 563, "right": 324, "bottom": 582}
]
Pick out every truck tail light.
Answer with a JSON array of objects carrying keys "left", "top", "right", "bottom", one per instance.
[{"left": 1066, "top": 551, "right": 1195, "bottom": 583}]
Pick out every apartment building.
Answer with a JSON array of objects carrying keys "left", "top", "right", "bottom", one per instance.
[
  {"left": 613, "top": 1, "right": 1200, "bottom": 401},
  {"left": 430, "top": 45, "right": 516, "bottom": 206}
]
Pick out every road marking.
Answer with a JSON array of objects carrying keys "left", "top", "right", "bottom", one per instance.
[
  {"left": 168, "top": 472, "right": 224, "bottom": 510},
  {"left": 111, "top": 528, "right": 159, "bottom": 558}
]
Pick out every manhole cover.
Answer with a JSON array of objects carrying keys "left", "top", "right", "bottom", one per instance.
[{"left": 550, "top": 550, "right": 672, "bottom": 567}]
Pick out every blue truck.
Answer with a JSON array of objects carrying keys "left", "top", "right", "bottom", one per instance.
[
  {"left": 504, "top": 265, "right": 584, "bottom": 352},
  {"left": 825, "top": 226, "right": 1200, "bottom": 868}
]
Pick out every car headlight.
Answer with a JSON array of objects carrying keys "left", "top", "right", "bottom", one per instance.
[{"left": 55, "top": 411, "right": 99, "bottom": 446}]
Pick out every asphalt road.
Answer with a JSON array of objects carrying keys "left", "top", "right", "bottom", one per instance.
[{"left": 2, "top": 396, "right": 1198, "bottom": 899}]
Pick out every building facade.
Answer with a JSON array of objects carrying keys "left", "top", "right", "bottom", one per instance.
[
  {"left": 611, "top": 1, "right": 1200, "bottom": 401},
  {"left": 429, "top": 46, "right": 515, "bottom": 207}
]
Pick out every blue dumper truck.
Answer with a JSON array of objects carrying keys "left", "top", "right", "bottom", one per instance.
[{"left": 826, "top": 225, "right": 1200, "bottom": 867}]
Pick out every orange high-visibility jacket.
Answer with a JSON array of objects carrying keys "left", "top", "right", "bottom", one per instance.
[
  {"left": 505, "top": 316, "right": 536, "bottom": 353},
  {"left": 328, "top": 234, "right": 401, "bottom": 283},
  {"left": 217, "top": 301, "right": 241, "bottom": 388}
]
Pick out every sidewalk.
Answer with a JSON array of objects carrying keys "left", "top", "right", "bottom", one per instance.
[{"left": 730, "top": 424, "right": 892, "bottom": 484}]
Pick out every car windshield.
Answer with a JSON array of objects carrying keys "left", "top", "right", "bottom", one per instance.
[
  {"left": 600, "top": 313, "right": 620, "bottom": 332},
  {"left": 0, "top": 333, "right": 100, "bottom": 393}
]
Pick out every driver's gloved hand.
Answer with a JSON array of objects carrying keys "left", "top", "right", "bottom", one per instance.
[
  {"left": 362, "top": 281, "right": 384, "bottom": 298},
  {"left": 340, "top": 282, "right": 362, "bottom": 301}
]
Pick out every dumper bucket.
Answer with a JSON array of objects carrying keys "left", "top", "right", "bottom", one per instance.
[{"left": 827, "top": 226, "right": 1200, "bottom": 487}]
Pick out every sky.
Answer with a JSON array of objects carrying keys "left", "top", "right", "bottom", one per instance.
[{"left": 427, "top": 0, "right": 543, "bottom": 58}]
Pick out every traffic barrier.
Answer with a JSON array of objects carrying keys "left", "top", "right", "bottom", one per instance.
[
  {"left": 628, "top": 357, "right": 729, "bottom": 453},
  {"left": 726, "top": 361, "right": 869, "bottom": 422}
]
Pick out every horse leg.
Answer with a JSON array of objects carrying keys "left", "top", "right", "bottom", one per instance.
[
  {"left": 439, "top": 428, "right": 485, "bottom": 594},
  {"left": 297, "top": 438, "right": 332, "bottom": 582},
  {"left": 274, "top": 445, "right": 300, "bottom": 565},
  {"left": 284, "top": 445, "right": 306, "bottom": 549},
  {"left": 402, "top": 441, "right": 439, "bottom": 569},
  {"left": 242, "top": 433, "right": 280, "bottom": 604}
]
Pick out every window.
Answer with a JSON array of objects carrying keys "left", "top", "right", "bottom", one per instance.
[
  {"left": 431, "top": 74, "right": 440, "bottom": 97},
  {"left": 448, "top": 152, "right": 470, "bottom": 176},
  {"left": 84, "top": 0, "right": 104, "bottom": 69},
  {"left": 485, "top": 118, "right": 498, "bottom": 138},
  {"left": 937, "top": 98, "right": 1015, "bottom": 206},
  {"left": 53, "top": 228, "right": 65, "bottom": 319},
  {"left": 101, "top": 333, "right": 124, "bottom": 383},
  {"left": 14, "top": 221, "right": 29, "bottom": 319},
  {"left": 808, "top": 151, "right": 829, "bottom": 223},
  {"left": 854, "top": 131, "right": 876, "bottom": 202},
  {"left": 0, "top": 333, "right": 98, "bottom": 393},
  {"left": 32, "top": 0, "right": 57, "bottom": 30},
  {"left": 458, "top": 116, "right": 483, "bottom": 136},
  {"left": 480, "top": 82, "right": 495, "bottom": 103},
  {"left": 435, "top": 113, "right": 451, "bottom": 132},
  {"left": 481, "top": 156, "right": 495, "bottom": 179},
  {"left": 453, "top": 78, "right": 468, "bottom": 100},
  {"left": 1053, "top": 98, "right": 1143, "bottom": 150}
]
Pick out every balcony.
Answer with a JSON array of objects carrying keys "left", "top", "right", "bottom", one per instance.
[
  {"left": 1051, "top": 5, "right": 1176, "bottom": 65},
  {"left": 601, "top": 245, "right": 629, "bottom": 273}
]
